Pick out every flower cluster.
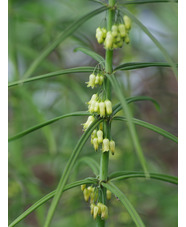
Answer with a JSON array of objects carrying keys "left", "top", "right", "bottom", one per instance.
[
  {"left": 86, "top": 73, "right": 104, "bottom": 89},
  {"left": 91, "top": 129, "right": 115, "bottom": 154},
  {"left": 87, "top": 94, "right": 112, "bottom": 116},
  {"left": 81, "top": 184, "right": 111, "bottom": 220},
  {"left": 96, "top": 15, "right": 132, "bottom": 50}
]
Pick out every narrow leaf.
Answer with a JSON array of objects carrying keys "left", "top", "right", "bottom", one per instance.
[
  {"left": 8, "top": 67, "right": 95, "bottom": 87},
  {"left": 8, "top": 111, "right": 89, "bottom": 142},
  {"left": 120, "top": 8, "right": 178, "bottom": 78},
  {"left": 113, "top": 116, "right": 178, "bottom": 143},
  {"left": 102, "top": 182, "right": 145, "bottom": 227},
  {"left": 22, "top": 6, "right": 107, "bottom": 79},
  {"left": 44, "top": 118, "right": 103, "bottom": 227},
  {"left": 109, "top": 171, "right": 178, "bottom": 185},
  {"left": 112, "top": 96, "right": 160, "bottom": 116},
  {"left": 114, "top": 62, "right": 174, "bottom": 72},
  {"left": 106, "top": 74, "right": 149, "bottom": 176},
  {"left": 8, "top": 178, "right": 97, "bottom": 227},
  {"left": 74, "top": 47, "right": 105, "bottom": 66}
]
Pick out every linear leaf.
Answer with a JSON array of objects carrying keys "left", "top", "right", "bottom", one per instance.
[
  {"left": 8, "top": 111, "right": 89, "bottom": 142},
  {"left": 120, "top": 8, "right": 178, "bottom": 78},
  {"left": 120, "top": 0, "right": 177, "bottom": 5},
  {"left": 109, "top": 171, "right": 178, "bottom": 184},
  {"left": 74, "top": 47, "right": 105, "bottom": 66},
  {"left": 8, "top": 67, "right": 95, "bottom": 87},
  {"left": 101, "top": 182, "right": 145, "bottom": 227},
  {"left": 8, "top": 177, "right": 97, "bottom": 227},
  {"left": 114, "top": 62, "right": 173, "bottom": 72},
  {"left": 106, "top": 74, "right": 149, "bottom": 176},
  {"left": 113, "top": 116, "right": 178, "bottom": 143},
  {"left": 22, "top": 6, "right": 107, "bottom": 79},
  {"left": 44, "top": 118, "right": 103, "bottom": 227},
  {"left": 112, "top": 96, "right": 160, "bottom": 116}
]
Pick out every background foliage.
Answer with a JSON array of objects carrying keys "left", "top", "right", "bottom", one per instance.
[{"left": 8, "top": 0, "right": 178, "bottom": 226}]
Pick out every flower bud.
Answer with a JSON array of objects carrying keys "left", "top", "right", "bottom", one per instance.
[
  {"left": 99, "top": 75, "right": 104, "bottom": 85},
  {"left": 123, "top": 15, "right": 131, "bottom": 30},
  {"left": 96, "top": 27, "right": 104, "bottom": 44},
  {"left": 102, "top": 138, "right": 110, "bottom": 152},
  {"left": 90, "top": 203, "right": 95, "bottom": 215},
  {"left": 93, "top": 101, "right": 99, "bottom": 113},
  {"left": 125, "top": 35, "right": 130, "bottom": 44},
  {"left": 88, "top": 94, "right": 98, "bottom": 104},
  {"left": 97, "top": 130, "right": 103, "bottom": 144},
  {"left": 93, "top": 206, "right": 99, "bottom": 219},
  {"left": 101, "top": 205, "right": 108, "bottom": 219},
  {"left": 91, "top": 130, "right": 97, "bottom": 144},
  {"left": 89, "top": 100, "right": 96, "bottom": 113},
  {"left": 81, "top": 184, "right": 86, "bottom": 191},
  {"left": 102, "top": 28, "right": 107, "bottom": 38},
  {"left": 83, "top": 188, "right": 90, "bottom": 202},
  {"left": 106, "top": 190, "right": 112, "bottom": 200},
  {"left": 93, "top": 137, "right": 99, "bottom": 151},
  {"left": 111, "top": 25, "right": 118, "bottom": 37},
  {"left": 105, "top": 100, "right": 112, "bottom": 115},
  {"left": 87, "top": 73, "right": 96, "bottom": 88},
  {"left": 95, "top": 75, "right": 100, "bottom": 85},
  {"left": 83, "top": 116, "right": 95, "bottom": 131},
  {"left": 99, "top": 102, "right": 106, "bottom": 117},
  {"left": 118, "top": 24, "right": 126, "bottom": 37},
  {"left": 109, "top": 140, "right": 115, "bottom": 155},
  {"left": 104, "top": 31, "right": 114, "bottom": 49}
]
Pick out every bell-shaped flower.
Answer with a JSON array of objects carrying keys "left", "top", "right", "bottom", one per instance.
[
  {"left": 87, "top": 73, "right": 96, "bottom": 88},
  {"left": 93, "top": 137, "right": 99, "bottom": 151},
  {"left": 105, "top": 100, "right": 112, "bottom": 115},
  {"left": 81, "top": 184, "right": 86, "bottom": 191},
  {"left": 102, "top": 138, "right": 110, "bottom": 152},
  {"left": 96, "top": 27, "right": 104, "bottom": 44},
  {"left": 106, "top": 190, "right": 112, "bottom": 200},
  {"left": 99, "top": 102, "right": 106, "bottom": 117},
  {"left": 83, "top": 188, "right": 90, "bottom": 202},
  {"left": 97, "top": 129, "right": 103, "bottom": 144},
  {"left": 95, "top": 75, "right": 100, "bottom": 85},
  {"left": 83, "top": 116, "right": 95, "bottom": 131},
  {"left": 104, "top": 31, "right": 114, "bottom": 49},
  {"left": 94, "top": 101, "right": 99, "bottom": 113},
  {"left": 118, "top": 24, "right": 126, "bottom": 37},
  {"left": 111, "top": 25, "right": 118, "bottom": 37},
  {"left": 123, "top": 15, "right": 131, "bottom": 30},
  {"left": 109, "top": 140, "right": 115, "bottom": 155}
]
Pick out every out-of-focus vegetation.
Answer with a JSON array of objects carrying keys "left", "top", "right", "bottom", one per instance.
[{"left": 8, "top": 0, "right": 177, "bottom": 226}]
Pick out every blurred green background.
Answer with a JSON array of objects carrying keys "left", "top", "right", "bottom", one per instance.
[{"left": 8, "top": 0, "right": 178, "bottom": 226}]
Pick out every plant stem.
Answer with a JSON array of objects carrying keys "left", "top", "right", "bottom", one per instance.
[{"left": 97, "top": 0, "right": 115, "bottom": 226}]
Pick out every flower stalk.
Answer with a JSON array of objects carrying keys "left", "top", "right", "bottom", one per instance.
[{"left": 97, "top": 0, "right": 115, "bottom": 226}]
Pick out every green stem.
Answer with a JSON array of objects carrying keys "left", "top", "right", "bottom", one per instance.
[{"left": 97, "top": 0, "right": 115, "bottom": 226}]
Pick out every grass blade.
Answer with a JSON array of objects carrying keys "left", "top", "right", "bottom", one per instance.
[
  {"left": 101, "top": 182, "right": 145, "bottom": 227},
  {"left": 114, "top": 62, "right": 174, "bottom": 72},
  {"left": 112, "top": 96, "right": 160, "bottom": 116},
  {"left": 113, "top": 116, "right": 178, "bottom": 143},
  {"left": 120, "top": 8, "right": 178, "bottom": 78},
  {"left": 74, "top": 47, "right": 105, "bottom": 66},
  {"left": 109, "top": 171, "right": 178, "bottom": 184},
  {"left": 106, "top": 74, "right": 149, "bottom": 176},
  {"left": 8, "top": 178, "right": 97, "bottom": 227},
  {"left": 44, "top": 118, "right": 103, "bottom": 227},
  {"left": 8, "top": 67, "right": 95, "bottom": 87},
  {"left": 8, "top": 111, "right": 89, "bottom": 142},
  {"left": 22, "top": 6, "right": 107, "bottom": 79}
]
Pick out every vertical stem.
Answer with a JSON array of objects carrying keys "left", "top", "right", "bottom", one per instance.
[{"left": 97, "top": 0, "right": 115, "bottom": 226}]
